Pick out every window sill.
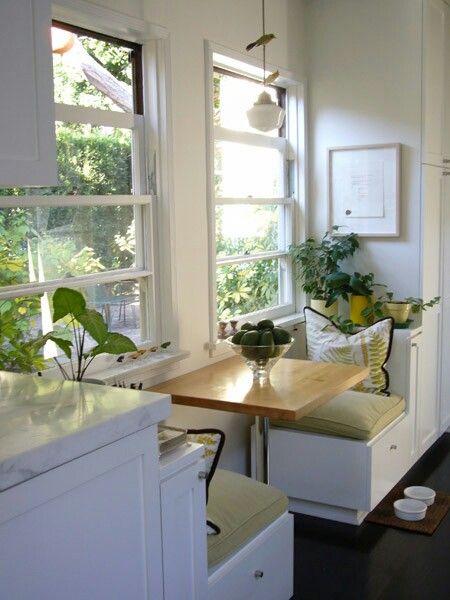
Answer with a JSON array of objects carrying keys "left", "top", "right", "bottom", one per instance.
[
  {"left": 207, "top": 311, "right": 305, "bottom": 358},
  {"left": 41, "top": 349, "right": 190, "bottom": 387}
]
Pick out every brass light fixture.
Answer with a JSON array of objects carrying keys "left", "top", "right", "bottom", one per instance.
[{"left": 246, "top": 0, "right": 285, "bottom": 132}]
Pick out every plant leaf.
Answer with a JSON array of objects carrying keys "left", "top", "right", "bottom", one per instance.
[
  {"left": 77, "top": 309, "right": 108, "bottom": 344},
  {"left": 264, "top": 70, "right": 279, "bottom": 85},
  {"left": 91, "top": 332, "right": 137, "bottom": 357},
  {"left": 49, "top": 336, "right": 73, "bottom": 359},
  {"left": 53, "top": 287, "right": 86, "bottom": 322}
]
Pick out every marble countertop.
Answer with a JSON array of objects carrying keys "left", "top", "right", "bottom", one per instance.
[{"left": 0, "top": 371, "right": 171, "bottom": 492}]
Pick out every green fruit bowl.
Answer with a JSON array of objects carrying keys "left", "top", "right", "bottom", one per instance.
[{"left": 226, "top": 338, "right": 294, "bottom": 385}]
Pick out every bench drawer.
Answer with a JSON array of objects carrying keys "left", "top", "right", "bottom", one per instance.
[
  {"left": 208, "top": 513, "right": 293, "bottom": 600},
  {"left": 370, "top": 414, "right": 411, "bottom": 508}
]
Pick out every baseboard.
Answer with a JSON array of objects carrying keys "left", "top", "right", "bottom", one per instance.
[{"left": 289, "top": 497, "right": 368, "bottom": 526}]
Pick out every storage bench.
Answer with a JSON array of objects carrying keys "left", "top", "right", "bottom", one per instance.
[
  {"left": 263, "top": 390, "right": 411, "bottom": 525},
  {"left": 208, "top": 469, "right": 293, "bottom": 600}
]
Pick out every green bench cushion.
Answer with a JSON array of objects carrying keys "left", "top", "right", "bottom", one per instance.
[
  {"left": 272, "top": 390, "right": 406, "bottom": 440},
  {"left": 207, "top": 469, "right": 288, "bottom": 568}
]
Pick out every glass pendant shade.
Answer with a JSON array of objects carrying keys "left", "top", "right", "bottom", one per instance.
[{"left": 246, "top": 90, "right": 285, "bottom": 132}]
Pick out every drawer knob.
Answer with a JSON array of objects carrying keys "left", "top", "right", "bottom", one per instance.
[
  {"left": 254, "top": 570, "right": 264, "bottom": 579},
  {"left": 198, "top": 471, "right": 208, "bottom": 480},
  {"left": 390, "top": 444, "right": 397, "bottom": 451}
]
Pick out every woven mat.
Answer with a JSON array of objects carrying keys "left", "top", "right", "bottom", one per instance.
[{"left": 365, "top": 484, "right": 450, "bottom": 535}]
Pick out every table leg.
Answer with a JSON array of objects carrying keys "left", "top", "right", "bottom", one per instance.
[{"left": 254, "top": 416, "right": 270, "bottom": 484}]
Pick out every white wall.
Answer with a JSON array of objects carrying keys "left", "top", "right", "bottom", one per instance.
[
  {"left": 85, "top": 0, "right": 305, "bottom": 473},
  {"left": 305, "top": 0, "right": 423, "bottom": 299}
]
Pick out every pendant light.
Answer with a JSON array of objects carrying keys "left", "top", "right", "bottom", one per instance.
[{"left": 246, "top": 0, "right": 285, "bottom": 132}]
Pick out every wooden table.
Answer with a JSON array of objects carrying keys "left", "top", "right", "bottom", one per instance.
[{"left": 150, "top": 357, "right": 369, "bottom": 483}]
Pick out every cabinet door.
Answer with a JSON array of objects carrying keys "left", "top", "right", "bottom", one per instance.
[
  {"left": 444, "top": 2, "right": 450, "bottom": 161},
  {"left": 160, "top": 463, "right": 208, "bottom": 600},
  {"left": 439, "top": 173, "right": 450, "bottom": 431},
  {"left": 422, "top": 0, "right": 446, "bottom": 166},
  {"left": 422, "top": 165, "right": 443, "bottom": 299},
  {"left": 409, "top": 333, "right": 422, "bottom": 461},
  {"left": 0, "top": 0, "right": 57, "bottom": 186},
  {"left": 419, "top": 309, "right": 440, "bottom": 453}
]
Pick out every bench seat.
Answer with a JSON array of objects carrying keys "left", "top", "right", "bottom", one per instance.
[
  {"left": 272, "top": 390, "right": 406, "bottom": 440},
  {"left": 207, "top": 468, "right": 288, "bottom": 567}
]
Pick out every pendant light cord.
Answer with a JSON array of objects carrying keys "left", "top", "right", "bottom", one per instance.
[{"left": 262, "top": 0, "right": 266, "bottom": 86}]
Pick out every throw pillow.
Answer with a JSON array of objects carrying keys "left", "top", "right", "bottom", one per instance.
[
  {"left": 187, "top": 428, "right": 225, "bottom": 535},
  {"left": 304, "top": 307, "right": 394, "bottom": 395}
]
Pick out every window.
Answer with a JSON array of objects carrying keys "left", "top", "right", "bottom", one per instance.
[
  {"left": 211, "top": 66, "right": 296, "bottom": 333},
  {"left": 0, "top": 23, "right": 154, "bottom": 364}
]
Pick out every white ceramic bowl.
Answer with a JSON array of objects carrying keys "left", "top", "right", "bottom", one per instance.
[
  {"left": 404, "top": 486, "right": 436, "bottom": 506},
  {"left": 393, "top": 498, "right": 427, "bottom": 521}
]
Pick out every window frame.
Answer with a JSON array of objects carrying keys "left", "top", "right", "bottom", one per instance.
[
  {"left": 0, "top": 8, "right": 177, "bottom": 363},
  {"left": 205, "top": 43, "right": 306, "bottom": 355}
]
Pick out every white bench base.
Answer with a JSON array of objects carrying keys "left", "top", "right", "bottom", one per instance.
[
  {"left": 208, "top": 512, "right": 293, "bottom": 600},
  {"left": 252, "top": 411, "right": 413, "bottom": 525}
]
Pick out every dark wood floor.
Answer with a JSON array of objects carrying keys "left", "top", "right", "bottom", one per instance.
[{"left": 293, "top": 433, "right": 450, "bottom": 600}]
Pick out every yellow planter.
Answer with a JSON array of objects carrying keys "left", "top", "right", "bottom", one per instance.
[
  {"left": 350, "top": 295, "right": 372, "bottom": 325},
  {"left": 383, "top": 302, "right": 412, "bottom": 324},
  {"left": 310, "top": 299, "right": 338, "bottom": 318}
]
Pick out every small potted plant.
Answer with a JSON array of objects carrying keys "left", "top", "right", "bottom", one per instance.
[
  {"left": 382, "top": 293, "right": 440, "bottom": 325},
  {"left": 33, "top": 287, "right": 138, "bottom": 381},
  {"left": 289, "top": 227, "right": 359, "bottom": 317}
]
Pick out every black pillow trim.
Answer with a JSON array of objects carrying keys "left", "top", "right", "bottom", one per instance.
[{"left": 303, "top": 306, "right": 395, "bottom": 396}]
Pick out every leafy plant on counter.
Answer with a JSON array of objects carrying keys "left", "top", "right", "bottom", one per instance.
[
  {"left": 34, "top": 287, "right": 137, "bottom": 381},
  {"left": 382, "top": 293, "right": 441, "bottom": 314}
]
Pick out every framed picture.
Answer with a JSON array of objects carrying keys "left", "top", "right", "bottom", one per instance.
[{"left": 328, "top": 143, "right": 401, "bottom": 237}]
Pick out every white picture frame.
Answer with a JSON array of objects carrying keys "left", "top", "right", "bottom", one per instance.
[{"left": 328, "top": 143, "right": 401, "bottom": 237}]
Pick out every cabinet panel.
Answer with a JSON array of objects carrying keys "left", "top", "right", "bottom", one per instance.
[
  {"left": 422, "top": 0, "right": 446, "bottom": 165},
  {"left": 422, "top": 165, "right": 443, "bottom": 298},
  {"left": 0, "top": 0, "right": 57, "bottom": 186},
  {"left": 439, "top": 175, "right": 450, "bottom": 431},
  {"left": 160, "top": 461, "right": 208, "bottom": 600},
  {"left": 419, "top": 309, "right": 440, "bottom": 452},
  {"left": 444, "top": 3, "right": 450, "bottom": 159}
]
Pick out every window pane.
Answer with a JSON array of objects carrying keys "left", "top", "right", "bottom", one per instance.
[
  {"left": 0, "top": 205, "right": 137, "bottom": 286},
  {"left": 215, "top": 141, "right": 284, "bottom": 198},
  {"left": 216, "top": 204, "right": 280, "bottom": 257},
  {"left": 0, "top": 123, "right": 133, "bottom": 197},
  {"left": 52, "top": 26, "right": 134, "bottom": 113},
  {"left": 214, "top": 71, "right": 280, "bottom": 137},
  {"left": 0, "top": 279, "right": 143, "bottom": 372},
  {"left": 216, "top": 259, "right": 279, "bottom": 320}
]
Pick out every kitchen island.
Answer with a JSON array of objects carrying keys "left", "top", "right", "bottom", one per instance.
[{"left": 0, "top": 371, "right": 171, "bottom": 599}]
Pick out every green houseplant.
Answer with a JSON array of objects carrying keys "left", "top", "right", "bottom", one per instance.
[
  {"left": 289, "top": 227, "right": 359, "bottom": 317},
  {"left": 381, "top": 293, "right": 440, "bottom": 325},
  {"left": 34, "top": 287, "right": 137, "bottom": 381}
]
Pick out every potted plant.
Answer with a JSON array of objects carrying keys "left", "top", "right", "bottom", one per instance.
[
  {"left": 289, "top": 227, "right": 359, "bottom": 317},
  {"left": 33, "top": 287, "right": 138, "bottom": 381},
  {"left": 325, "top": 271, "right": 386, "bottom": 326},
  {"left": 382, "top": 293, "right": 440, "bottom": 325}
]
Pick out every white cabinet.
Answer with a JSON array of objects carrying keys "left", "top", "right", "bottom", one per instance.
[
  {"left": 422, "top": 0, "right": 446, "bottom": 166},
  {"left": 0, "top": 427, "right": 164, "bottom": 600},
  {"left": 443, "top": 1, "right": 450, "bottom": 160},
  {"left": 159, "top": 444, "right": 208, "bottom": 600},
  {"left": 439, "top": 172, "right": 450, "bottom": 432},
  {"left": 0, "top": 0, "right": 57, "bottom": 186}
]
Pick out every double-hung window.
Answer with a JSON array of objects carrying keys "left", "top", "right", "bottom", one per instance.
[
  {"left": 210, "top": 66, "right": 296, "bottom": 337},
  {"left": 0, "top": 22, "right": 155, "bottom": 369}
]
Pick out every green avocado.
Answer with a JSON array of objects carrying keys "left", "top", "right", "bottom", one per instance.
[
  {"left": 272, "top": 327, "right": 292, "bottom": 345},
  {"left": 240, "top": 330, "right": 260, "bottom": 346},
  {"left": 241, "top": 322, "right": 257, "bottom": 331},
  {"left": 257, "top": 319, "right": 275, "bottom": 330},
  {"left": 231, "top": 330, "right": 245, "bottom": 344},
  {"left": 259, "top": 330, "right": 275, "bottom": 359}
]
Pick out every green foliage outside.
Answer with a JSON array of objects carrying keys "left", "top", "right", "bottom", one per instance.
[{"left": 0, "top": 33, "right": 137, "bottom": 373}]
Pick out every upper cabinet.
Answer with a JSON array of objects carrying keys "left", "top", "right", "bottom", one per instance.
[
  {"left": 0, "top": 0, "right": 57, "bottom": 187},
  {"left": 422, "top": 0, "right": 448, "bottom": 166},
  {"left": 443, "top": 1, "right": 450, "bottom": 160}
]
